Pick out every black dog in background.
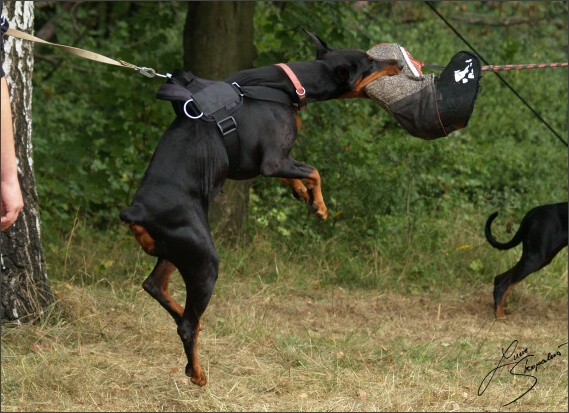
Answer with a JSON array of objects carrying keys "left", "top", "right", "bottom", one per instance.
[{"left": 485, "top": 202, "right": 568, "bottom": 318}]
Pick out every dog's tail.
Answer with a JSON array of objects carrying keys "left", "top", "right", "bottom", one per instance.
[
  {"left": 119, "top": 204, "right": 158, "bottom": 256},
  {"left": 484, "top": 212, "right": 524, "bottom": 250}
]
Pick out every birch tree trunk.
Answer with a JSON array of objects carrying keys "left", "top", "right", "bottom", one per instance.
[{"left": 1, "top": 1, "right": 53, "bottom": 324}]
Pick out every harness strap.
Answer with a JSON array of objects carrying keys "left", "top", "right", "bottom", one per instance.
[
  {"left": 240, "top": 85, "right": 293, "bottom": 106},
  {"left": 275, "top": 63, "right": 307, "bottom": 110},
  {"left": 210, "top": 111, "right": 239, "bottom": 174}
]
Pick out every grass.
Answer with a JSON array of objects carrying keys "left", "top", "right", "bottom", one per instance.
[{"left": 1, "top": 212, "right": 567, "bottom": 412}]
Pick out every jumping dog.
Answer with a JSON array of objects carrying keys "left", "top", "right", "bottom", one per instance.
[
  {"left": 119, "top": 30, "right": 401, "bottom": 386},
  {"left": 485, "top": 202, "right": 568, "bottom": 319}
]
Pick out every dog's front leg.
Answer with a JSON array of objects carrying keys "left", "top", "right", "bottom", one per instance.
[
  {"left": 302, "top": 168, "right": 328, "bottom": 220},
  {"left": 263, "top": 158, "right": 328, "bottom": 220},
  {"left": 279, "top": 178, "right": 311, "bottom": 204}
]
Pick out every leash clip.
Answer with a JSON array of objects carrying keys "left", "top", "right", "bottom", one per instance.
[
  {"left": 135, "top": 66, "right": 157, "bottom": 78},
  {"left": 135, "top": 66, "right": 169, "bottom": 78}
]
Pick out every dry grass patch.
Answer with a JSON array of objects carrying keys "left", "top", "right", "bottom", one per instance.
[{"left": 2, "top": 271, "right": 567, "bottom": 412}]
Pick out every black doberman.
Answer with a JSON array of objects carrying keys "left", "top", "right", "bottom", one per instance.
[
  {"left": 485, "top": 202, "right": 568, "bottom": 319},
  {"left": 119, "top": 30, "right": 401, "bottom": 386}
]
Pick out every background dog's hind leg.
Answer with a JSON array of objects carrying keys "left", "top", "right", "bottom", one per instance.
[
  {"left": 143, "top": 258, "right": 184, "bottom": 323},
  {"left": 493, "top": 251, "right": 552, "bottom": 318},
  {"left": 493, "top": 269, "right": 515, "bottom": 319}
]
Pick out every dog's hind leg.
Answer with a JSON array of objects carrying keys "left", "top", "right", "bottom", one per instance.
[
  {"left": 170, "top": 217, "right": 219, "bottom": 387},
  {"left": 494, "top": 253, "right": 545, "bottom": 319},
  {"left": 493, "top": 246, "right": 562, "bottom": 318},
  {"left": 493, "top": 269, "right": 516, "bottom": 319},
  {"left": 177, "top": 251, "right": 218, "bottom": 386},
  {"left": 143, "top": 258, "right": 184, "bottom": 323}
]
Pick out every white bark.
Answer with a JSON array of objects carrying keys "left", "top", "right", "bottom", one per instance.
[{"left": 1, "top": 1, "right": 52, "bottom": 323}]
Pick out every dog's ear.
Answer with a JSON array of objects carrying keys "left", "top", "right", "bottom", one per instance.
[{"left": 302, "top": 28, "right": 333, "bottom": 59}]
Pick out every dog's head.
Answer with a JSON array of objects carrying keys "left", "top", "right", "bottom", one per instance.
[{"left": 304, "top": 29, "right": 402, "bottom": 98}]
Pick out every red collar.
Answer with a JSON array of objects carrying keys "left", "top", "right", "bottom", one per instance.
[{"left": 275, "top": 63, "right": 307, "bottom": 110}]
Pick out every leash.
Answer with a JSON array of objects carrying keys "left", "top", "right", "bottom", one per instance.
[
  {"left": 6, "top": 27, "right": 307, "bottom": 110},
  {"left": 5, "top": 27, "right": 168, "bottom": 79},
  {"left": 424, "top": 62, "right": 569, "bottom": 72},
  {"left": 482, "top": 62, "right": 568, "bottom": 72}
]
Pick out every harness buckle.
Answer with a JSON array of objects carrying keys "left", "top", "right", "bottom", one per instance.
[
  {"left": 296, "top": 87, "right": 307, "bottom": 110},
  {"left": 217, "top": 116, "right": 237, "bottom": 136},
  {"left": 232, "top": 82, "right": 244, "bottom": 97}
]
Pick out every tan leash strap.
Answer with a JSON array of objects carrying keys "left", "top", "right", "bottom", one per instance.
[{"left": 6, "top": 27, "right": 137, "bottom": 71}]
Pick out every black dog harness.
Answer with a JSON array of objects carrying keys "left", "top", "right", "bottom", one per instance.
[{"left": 156, "top": 67, "right": 304, "bottom": 175}]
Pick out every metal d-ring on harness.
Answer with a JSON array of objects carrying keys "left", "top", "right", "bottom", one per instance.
[{"left": 183, "top": 100, "right": 203, "bottom": 119}]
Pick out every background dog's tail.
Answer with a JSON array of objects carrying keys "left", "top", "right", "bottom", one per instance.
[{"left": 484, "top": 212, "right": 523, "bottom": 250}]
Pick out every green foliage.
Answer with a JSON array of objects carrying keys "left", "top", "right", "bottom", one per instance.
[
  {"left": 249, "top": 1, "right": 567, "bottom": 254},
  {"left": 33, "top": 2, "right": 186, "bottom": 230},
  {"left": 32, "top": 2, "right": 567, "bottom": 288}
]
